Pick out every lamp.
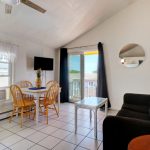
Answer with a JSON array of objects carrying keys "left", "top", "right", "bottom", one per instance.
[{"left": 121, "top": 59, "right": 125, "bottom": 64}]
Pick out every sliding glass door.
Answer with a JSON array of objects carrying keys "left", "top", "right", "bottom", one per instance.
[
  {"left": 68, "top": 55, "right": 82, "bottom": 102},
  {"left": 84, "top": 51, "right": 98, "bottom": 97},
  {"left": 68, "top": 51, "right": 98, "bottom": 102}
]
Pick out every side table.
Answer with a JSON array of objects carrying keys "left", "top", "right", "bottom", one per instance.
[{"left": 128, "top": 135, "right": 150, "bottom": 150}]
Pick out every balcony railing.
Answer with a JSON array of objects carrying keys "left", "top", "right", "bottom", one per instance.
[
  {"left": 84, "top": 80, "right": 97, "bottom": 97},
  {"left": 69, "top": 79, "right": 97, "bottom": 100}
]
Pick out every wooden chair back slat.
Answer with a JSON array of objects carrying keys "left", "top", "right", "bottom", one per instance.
[
  {"left": 45, "top": 83, "right": 59, "bottom": 104},
  {"left": 46, "top": 80, "right": 58, "bottom": 88},
  {"left": 10, "top": 85, "right": 25, "bottom": 106},
  {"left": 19, "top": 81, "right": 33, "bottom": 88}
]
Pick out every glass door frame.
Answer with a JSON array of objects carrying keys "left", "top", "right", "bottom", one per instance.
[
  {"left": 80, "top": 54, "right": 84, "bottom": 99},
  {"left": 68, "top": 53, "right": 84, "bottom": 102}
]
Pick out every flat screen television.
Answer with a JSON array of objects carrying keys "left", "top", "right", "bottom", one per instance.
[{"left": 34, "top": 56, "right": 53, "bottom": 70}]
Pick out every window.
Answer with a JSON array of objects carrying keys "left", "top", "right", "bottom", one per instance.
[{"left": 0, "top": 54, "right": 12, "bottom": 100}]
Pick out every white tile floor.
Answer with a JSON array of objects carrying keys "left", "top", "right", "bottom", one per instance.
[{"left": 0, "top": 103, "right": 117, "bottom": 150}]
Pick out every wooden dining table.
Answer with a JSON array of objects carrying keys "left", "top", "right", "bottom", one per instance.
[{"left": 21, "top": 87, "right": 61, "bottom": 125}]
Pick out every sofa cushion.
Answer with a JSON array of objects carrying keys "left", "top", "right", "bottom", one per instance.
[
  {"left": 122, "top": 103, "right": 149, "bottom": 114},
  {"left": 117, "top": 108, "right": 150, "bottom": 121},
  {"left": 124, "top": 93, "right": 150, "bottom": 106}
]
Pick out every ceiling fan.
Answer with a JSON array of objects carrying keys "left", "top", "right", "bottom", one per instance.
[{"left": 1, "top": 0, "right": 46, "bottom": 14}]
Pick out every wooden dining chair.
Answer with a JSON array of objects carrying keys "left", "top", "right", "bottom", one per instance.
[
  {"left": 46, "top": 80, "right": 58, "bottom": 88},
  {"left": 39, "top": 80, "right": 58, "bottom": 111},
  {"left": 46, "top": 81, "right": 59, "bottom": 102},
  {"left": 39, "top": 83, "right": 59, "bottom": 124},
  {"left": 19, "top": 80, "right": 33, "bottom": 88},
  {"left": 46, "top": 81, "right": 60, "bottom": 112},
  {"left": 19, "top": 80, "right": 35, "bottom": 99},
  {"left": 9, "top": 85, "right": 36, "bottom": 127}
]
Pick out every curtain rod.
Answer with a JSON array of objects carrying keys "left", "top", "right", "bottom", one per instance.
[{"left": 65, "top": 44, "right": 98, "bottom": 50}]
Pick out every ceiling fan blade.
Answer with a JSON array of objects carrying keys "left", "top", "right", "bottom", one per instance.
[{"left": 21, "top": 0, "right": 46, "bottom": 13}]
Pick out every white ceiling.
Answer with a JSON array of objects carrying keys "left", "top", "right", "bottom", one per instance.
[{"left": 0, "top": 0, "right": 137, "bottom": 49}]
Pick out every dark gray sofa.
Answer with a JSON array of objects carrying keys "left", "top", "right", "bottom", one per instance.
[{"left": 103, "top": 93, "right": 150, "bottom": 150}]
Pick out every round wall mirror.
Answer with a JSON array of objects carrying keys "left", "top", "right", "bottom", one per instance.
[{"left": 119, "top": 43, "right": 145, "bottom": 68}]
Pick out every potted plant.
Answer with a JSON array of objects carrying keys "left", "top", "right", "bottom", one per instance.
[{"left": 35, "top": 68, "right": 42, "bottom": 88}]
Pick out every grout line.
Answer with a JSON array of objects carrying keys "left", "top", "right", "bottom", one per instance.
[
  {"left": 97, "top": 141, "right": 103, "bottom": 150},
  {"left": 0, "top": 103, "right": 106, "bottom": 150},
  {"left": 0, "top": 143, "right": 10, "bottom": 150},
  {"left": 0, "top": 128, "right": 36, "bottom": 148},
  {"left": 28, "top": 143, "right": 49, "bottom": 150},
  {"left": 0, "top": 119, "right": 100, "bottom": 150}
]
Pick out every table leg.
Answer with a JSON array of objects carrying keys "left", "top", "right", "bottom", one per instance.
[
  {"left": 75, "top": 105, "right": 78, "bottom": 134},
  {"left": 16, "top": 108, "right": 18, "bottom": 118},
  {"left": 105, "top": 100, "right": 108, "bottom": 116},
  {"left": 90, "top": 109, "right": 92, "bottom": 122},
  {"left": 35, "top": 94, "right": 40, "bottom": 125},
  {"left": 58, "top": 91, "right": 60, "bottom": 114},
  {"left": 94, "top": 109, "right": 97, "bottom": 139}
]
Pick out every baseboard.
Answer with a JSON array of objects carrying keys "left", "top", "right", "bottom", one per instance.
[{"left": 0, "top": 111, "right": 11, "bottom": 120}]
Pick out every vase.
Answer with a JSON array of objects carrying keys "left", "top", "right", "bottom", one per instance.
[{"left": 35, "top": 78, "right": 42, "bottom": 88}]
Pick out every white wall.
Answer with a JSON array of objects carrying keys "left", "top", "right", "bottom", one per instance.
[
  {"left": 0, "top": 32, "right": 55, "bottom": 86},
  {"left": 66, "top": 0, "right": 150, "bottom": 110}
]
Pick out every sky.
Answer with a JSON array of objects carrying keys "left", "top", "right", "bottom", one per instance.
[
  {"left": 69, "top": 54, "right": 98, "bottom": 73},
  {"left": 0, "top": 63, "right": 9, "bottom": 75}
]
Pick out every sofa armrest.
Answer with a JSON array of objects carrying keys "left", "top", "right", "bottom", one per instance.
[
  {"left": 124, "top": 93, "right": 150, "bottom": 106},
  {"left": 103, "top": 115, "right": 150, "bottom": 150}
]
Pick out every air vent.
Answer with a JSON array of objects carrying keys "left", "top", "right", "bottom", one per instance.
[{"left": 0, "top": 89, "right": 6, "bottom": 100}]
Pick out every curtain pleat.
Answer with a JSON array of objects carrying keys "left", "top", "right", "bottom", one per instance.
[
  {"left": 97, "top": 42, "right": 111, "bottom": 108},
  {"left": 59, "top": 48, "right": 69, "bottom": 102}
]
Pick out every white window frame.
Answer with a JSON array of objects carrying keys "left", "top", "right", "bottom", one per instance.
[{"left": 0, "top": 60, "right": 13, "bottom": 100}]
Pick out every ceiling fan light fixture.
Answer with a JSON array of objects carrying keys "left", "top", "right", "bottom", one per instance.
[
  {"left": 2, "top": 0, "right": 20, "bottom": 5},
  {"left": 15, "top": 0, "right": 20, "bottom": 5},
  {"left": 12, "top": 0, "right": 20, "bottom": 5}
]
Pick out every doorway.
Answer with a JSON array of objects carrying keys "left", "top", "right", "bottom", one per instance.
[{"left": 68, "top": 51, "right": 98, "bottom": 102}]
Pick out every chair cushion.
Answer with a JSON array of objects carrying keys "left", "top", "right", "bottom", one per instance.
[
  {"left": 39, "top": 98, "right": 55, "bottom": 106},
  {"left": 24, "top": 100, "right": 35, "bottom": 106}
]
